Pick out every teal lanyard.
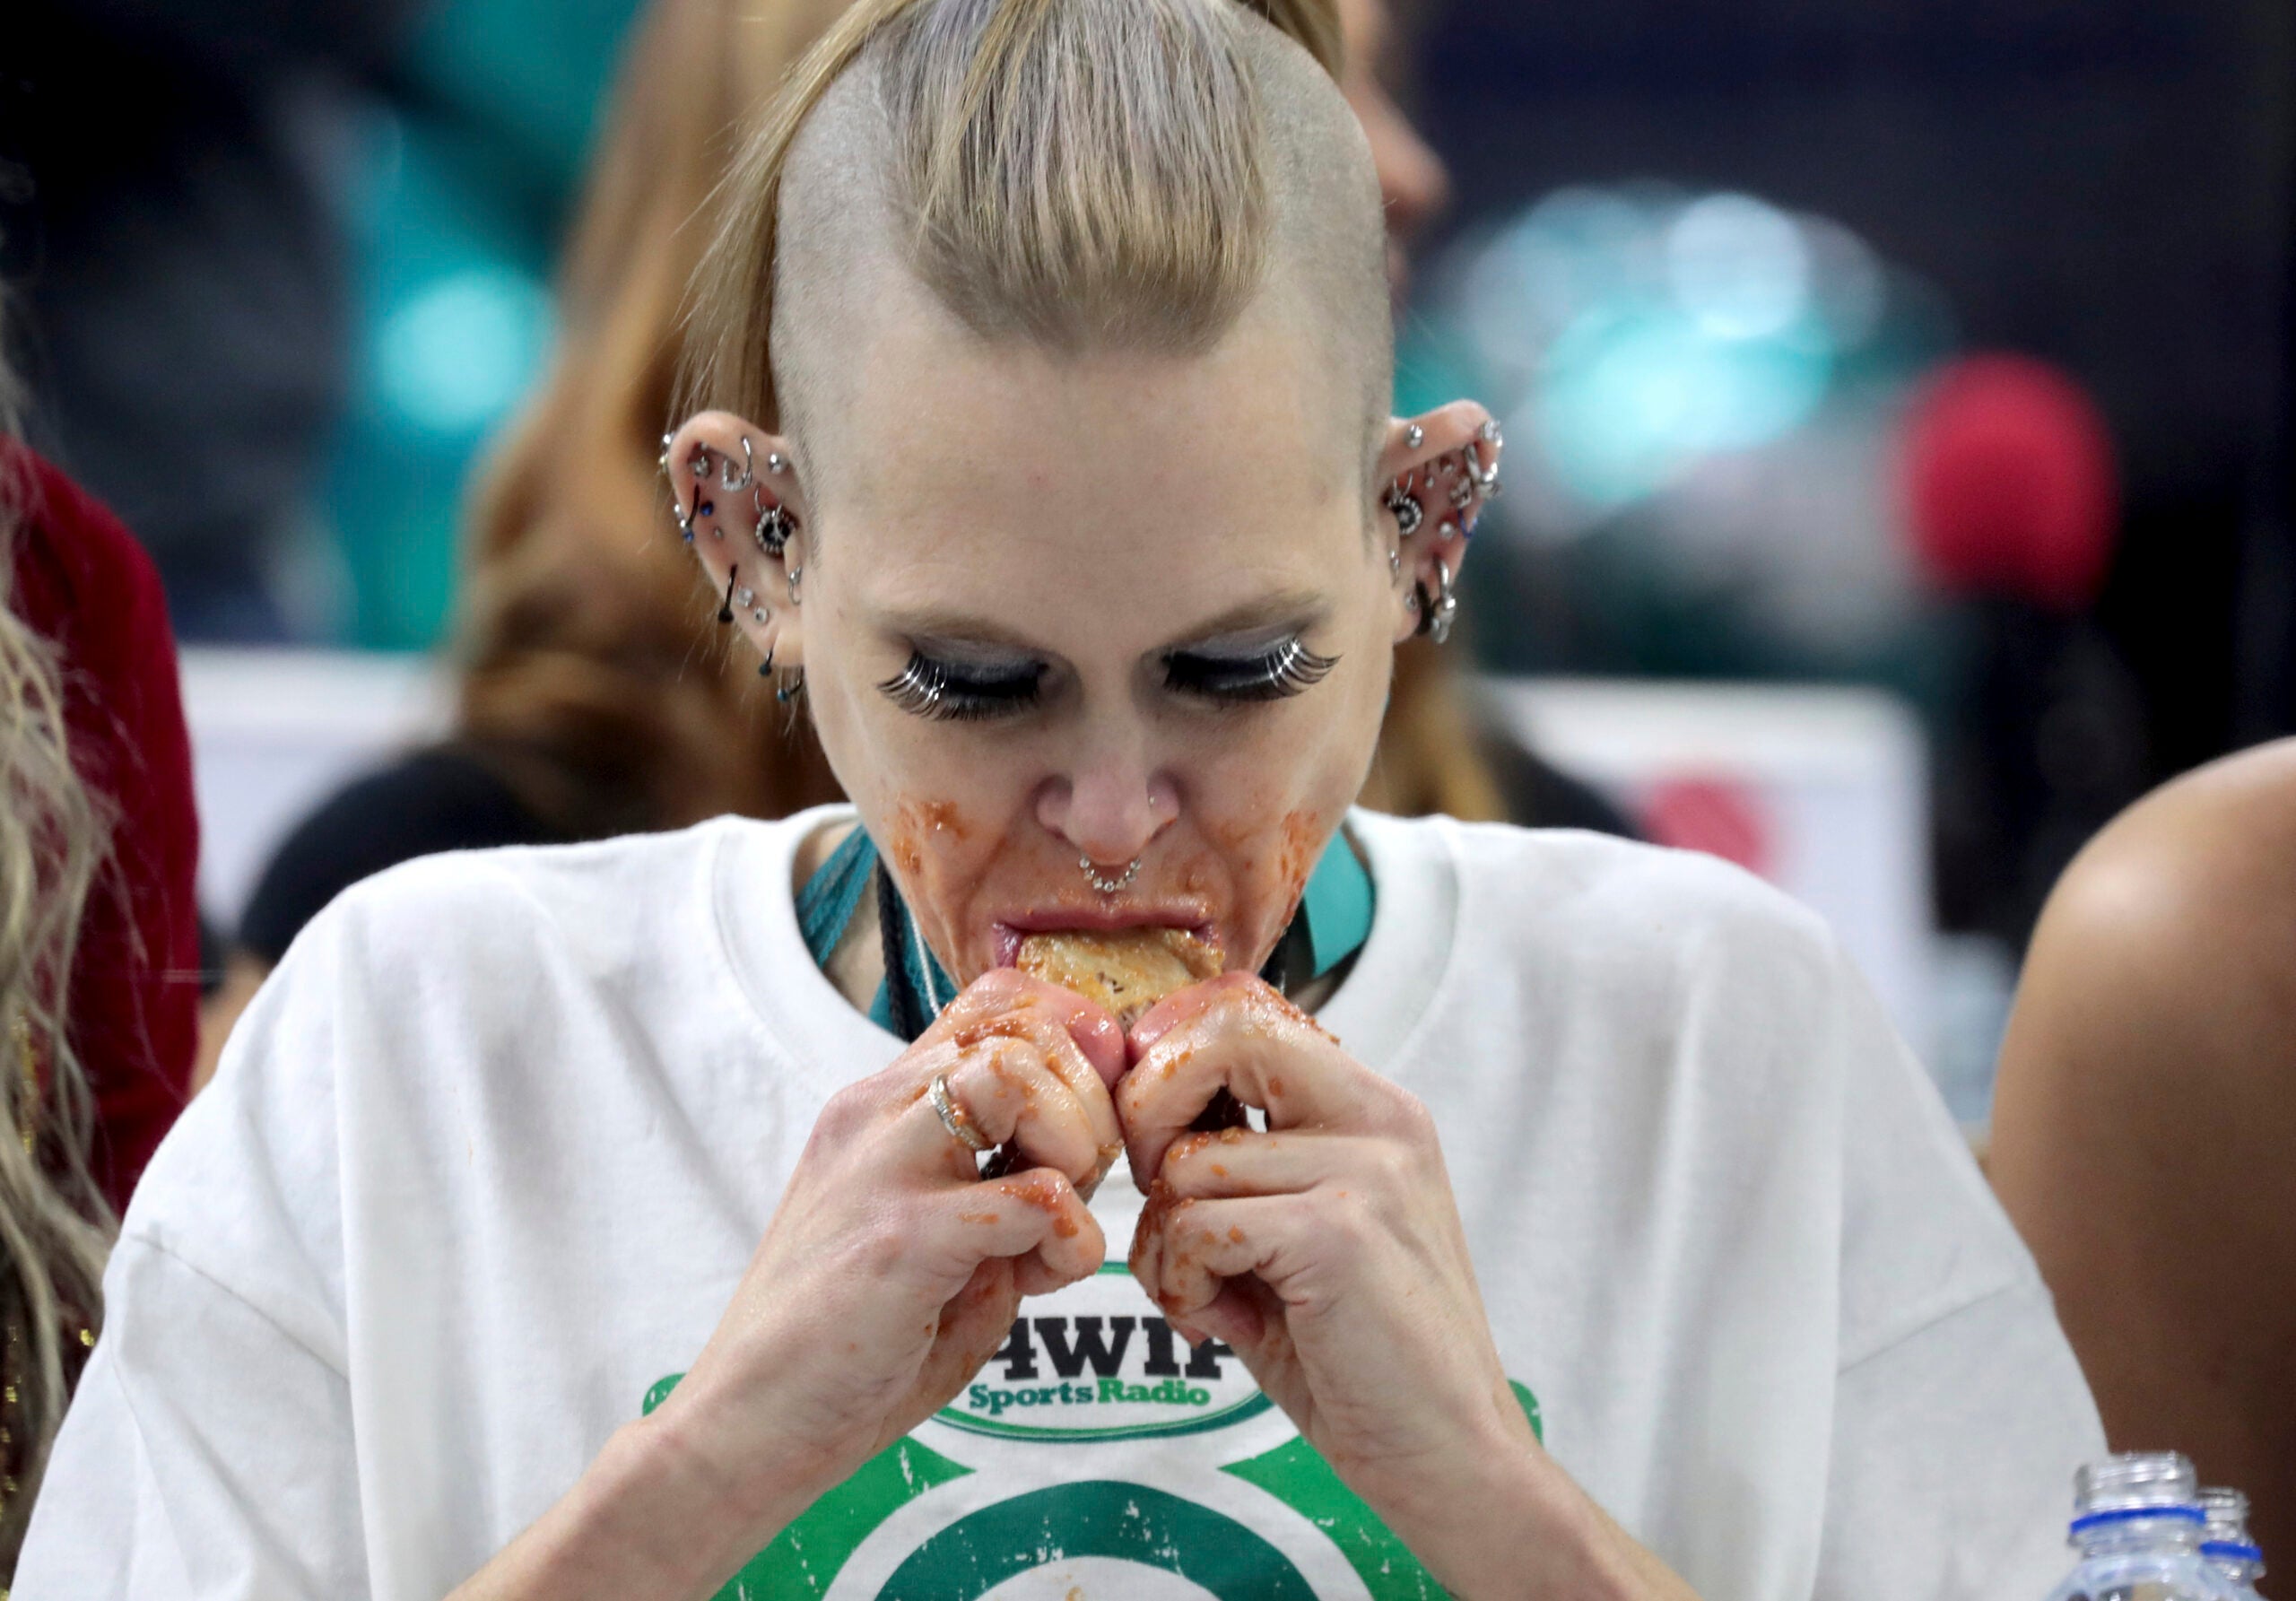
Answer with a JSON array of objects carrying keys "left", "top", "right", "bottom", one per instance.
[{"left": 796, "top": 826, "right": 1374, "bottom": 1040}]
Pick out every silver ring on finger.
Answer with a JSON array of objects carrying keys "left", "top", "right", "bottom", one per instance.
[{"left": 927, "top": 1072, "right": 992, "bottom": 1154}]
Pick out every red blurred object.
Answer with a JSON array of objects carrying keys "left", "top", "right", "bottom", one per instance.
[
  {"left": 1899, "top": 354, "right": 2119, "bottom": 611},
  {"left": 1642, "top": 776, "right": 1774, "bottom": 878},
  {"left": 4, "top": 444, "right": 198, "bottom": 1214}
]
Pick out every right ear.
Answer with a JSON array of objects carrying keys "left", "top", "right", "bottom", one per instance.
[{"left": 665, "top": 410, "right": 813, "bottom": 674}]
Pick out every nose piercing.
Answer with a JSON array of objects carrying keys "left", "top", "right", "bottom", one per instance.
[{"left": 1080, "top": 856, "right": 1142, "bottom": 894}]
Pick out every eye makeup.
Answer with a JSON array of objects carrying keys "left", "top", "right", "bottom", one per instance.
[
  {"left": 875, "top": 629, "right": 1341, "bottom": 723},
  {"left": 878, "top": 651, "right": 1047, "bottom": 722},
  {"left": 1161, "top": 635, "right": 1338, "bottom": 704}
]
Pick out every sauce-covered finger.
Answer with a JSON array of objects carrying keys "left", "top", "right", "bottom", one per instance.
[
  {"left": 1154, "top": 1127, "right": 1357, "bottom": 1200},
  {"left": 944, "top": 1168, "right": 1105, "bottom": 1293},
  {"left": 894, "top": 1039, "right": 1106, "bottom": 1188},
  {"left": 1119, "top": 975, "right": 1362, "bottom": 1183},
  {"left": 928, "top": 970, "right": 1125, "bottom": 1090},
  {"left": 1134, "top": 1194, "right": 1292, "bottom": 1323}
]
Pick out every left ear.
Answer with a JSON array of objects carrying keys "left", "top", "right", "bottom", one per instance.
[{"left": 1376, "top": 402, "right": 1501, "bottom": 644}]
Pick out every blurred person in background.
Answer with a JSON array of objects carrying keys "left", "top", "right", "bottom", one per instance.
[
  {"left": 1987, "top": 737, "right": 2296, "bottom": 1574},
  {"left": 199, "top": 0, "right": 1628, "bottom": 1082},
  {"left": 0, "top": 310, "right": 201, "bottom": 1573},
  {"left": 1, "top": 0, "right": 426, "bottom": 640}
]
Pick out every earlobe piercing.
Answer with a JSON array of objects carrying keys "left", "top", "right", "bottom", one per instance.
[{"left": 1413, "top": 560, "right": 1458, "bottom": 645}]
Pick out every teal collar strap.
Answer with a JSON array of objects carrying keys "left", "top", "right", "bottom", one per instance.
[{"left": 795, "top": 825, "right": 1374, "bottom": 1041}]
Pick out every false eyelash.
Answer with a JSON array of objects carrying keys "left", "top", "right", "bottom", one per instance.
[
  {"left": 1163, "top": 637, "right": 1340, "bottom": 704},
  {"left": 878, "top": 652, "right": 1045, "bottom": 722}
]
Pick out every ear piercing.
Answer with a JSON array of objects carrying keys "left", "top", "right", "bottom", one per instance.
[
  {"left": 777, "top": 667, "right": 807, "bottom": 704},
  {"left": 1414, "top": 559, "right": 1458, "bottom": 645},
  {"left": 721, "top": 437, "right": 755, "bottom": 492},
  {"left": 1404, "top": 422, "right": 1425, "bottom": 450},
  {"left": 754, "top": 499, "right": 794, "bottom": 557},
  {"left": 1383, "top": 477, "right": 1425, "bottom": 537},
  {"left": 717, "top": 562, "right": 740, "bottom": 624},
  {"left": 766, "top": 450, "right": 788, "bottom": 475},
  {"left": 787, "top": 564, "right": 804, "bottom": 607}
]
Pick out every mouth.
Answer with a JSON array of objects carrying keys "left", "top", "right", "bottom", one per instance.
[{"left": 990, "top": 907, "right": 1219, "bottom": 968}]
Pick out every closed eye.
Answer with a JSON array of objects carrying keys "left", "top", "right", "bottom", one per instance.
[
  {"left": 1161, "top": 637, "right": 1338, "bottom": 704},
  {"left": 879, "top": 651, "right": 1046, "bottom": 721}
]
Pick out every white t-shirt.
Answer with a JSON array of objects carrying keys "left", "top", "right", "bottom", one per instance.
[{"left": 18, "top": 808, "right": 2101, "bottom": 1600}]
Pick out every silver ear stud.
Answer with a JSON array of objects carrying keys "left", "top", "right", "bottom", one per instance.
[{"left": 1404, "top": 422, "right": 1424, "bottom": 450}]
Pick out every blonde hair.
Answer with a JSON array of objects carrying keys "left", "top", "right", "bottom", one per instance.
[
  {"left": 0, "top": 360, "right": 117, "bottom": 1574},
  {"left": 454, "top": 0, "right": 849, "bottom": 834},
  {"left": 680, "top": 0, "right": 1367, "bottom": 441}
]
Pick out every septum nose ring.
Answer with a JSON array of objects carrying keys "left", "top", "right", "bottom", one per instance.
[{"left": 1081, "top": 856, "right": 1143, "bottom": 895}]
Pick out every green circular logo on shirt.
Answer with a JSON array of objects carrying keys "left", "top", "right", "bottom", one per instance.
[{"left": 878, "top": 1481, "right": 1316, "bottom": 1599}]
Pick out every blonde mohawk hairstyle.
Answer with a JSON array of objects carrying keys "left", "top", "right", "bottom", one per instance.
[{"left": 680, "top": 0, "right": 1376, "bottom": 455}]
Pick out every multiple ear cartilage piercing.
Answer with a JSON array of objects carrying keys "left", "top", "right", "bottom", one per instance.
[
  {"left": 1386, "top": 416, "right": 1500, "bottom": 646},
  {"left": 662, "top": 431, "right": 804, "bottom": 694},
  {"left": 662, "top": 432, "right": 797, "bottom": 560}
]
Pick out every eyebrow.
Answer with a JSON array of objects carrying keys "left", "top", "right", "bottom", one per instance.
[{"left": 879, "top": 588, "right": 1332, "bottom": 657}]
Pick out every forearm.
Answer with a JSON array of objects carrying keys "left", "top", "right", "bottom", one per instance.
[
  {"left": 448, "top": 1407, "right": 821, "bottom": 1601},
  {"left": 1377, "top": 1441, "right": 1701, "bottom": 1601}
]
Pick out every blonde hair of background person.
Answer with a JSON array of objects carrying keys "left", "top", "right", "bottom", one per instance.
[
  {"left": 0, "top": 327, "right": 117, "bottom": 1578},
  {"left": 1988, "top": 738, "right": 2296, "bottom": 1575},
  {"left": 195, "top": 0, "right": 1507, "bottom": 1083}
]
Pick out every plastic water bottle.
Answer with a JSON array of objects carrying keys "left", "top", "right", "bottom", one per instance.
[
  {"left": 2042, "top": 1452, "right": 2246, "bottom": 1601},
  {"left": 2199, "top": 1487, "right": 2266, "bottom": 1599}
]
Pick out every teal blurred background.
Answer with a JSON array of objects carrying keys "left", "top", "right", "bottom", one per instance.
[{"left": 324, "top": 0, "right": 644, "bottom": 648}]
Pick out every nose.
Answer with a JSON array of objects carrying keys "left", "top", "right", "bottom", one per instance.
[{"left": 1034, "top": 739, "right": 1179, "bottom": 872}]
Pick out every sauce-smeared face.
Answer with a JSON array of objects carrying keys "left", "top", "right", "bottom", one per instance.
[{"left": 790, "top": 290, "right": 1397, "bottom": 987}]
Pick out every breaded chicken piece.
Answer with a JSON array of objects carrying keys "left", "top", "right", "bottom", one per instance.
[{"left": 1015, "top": 928, "right": 1222, "bottom": 1029}]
